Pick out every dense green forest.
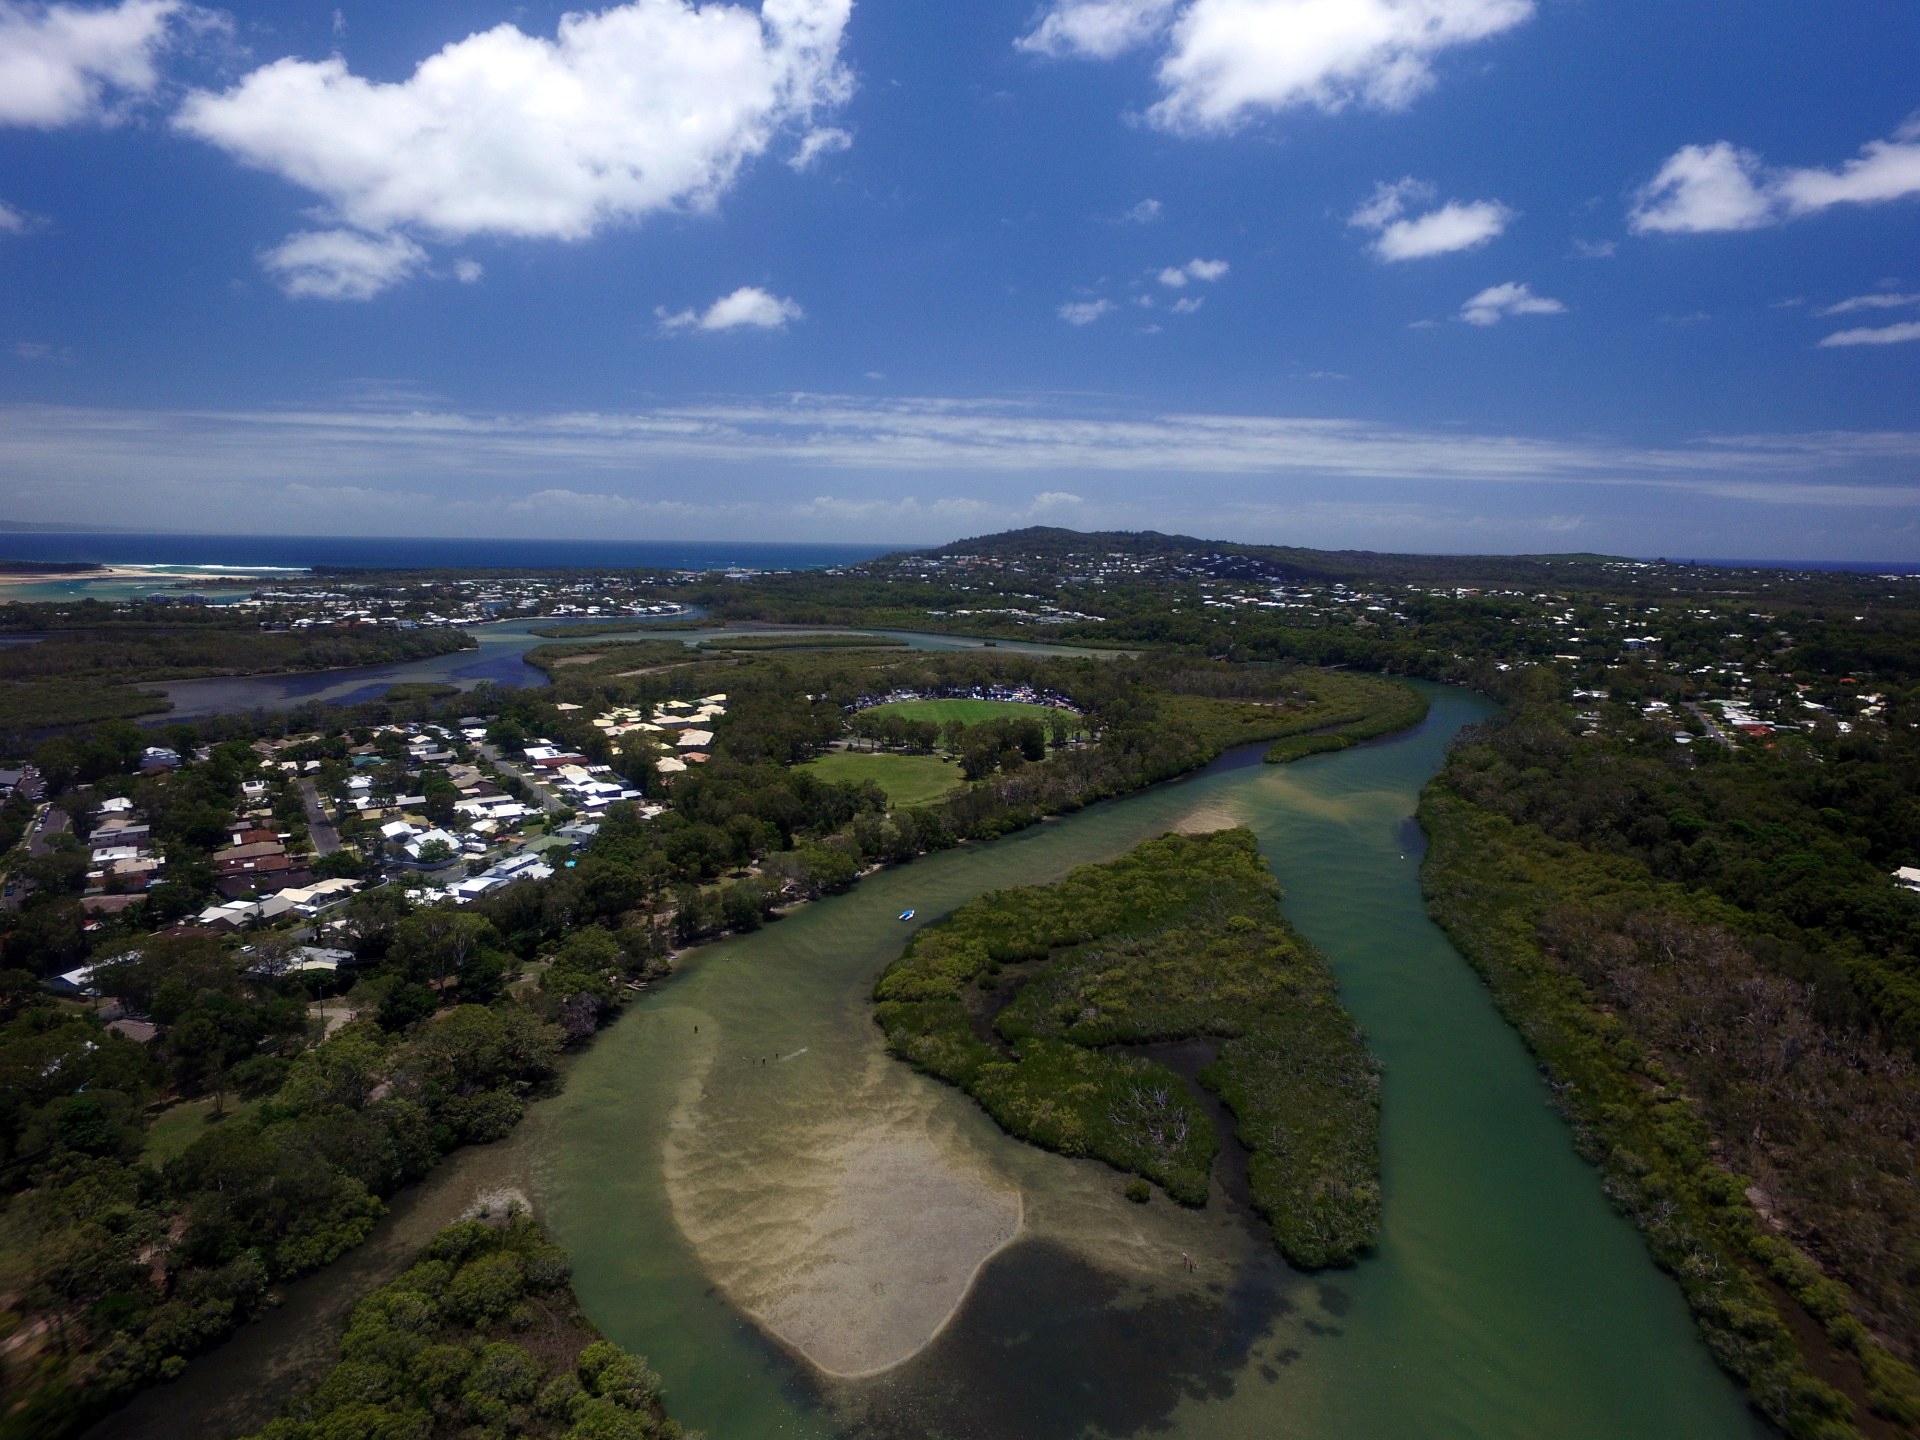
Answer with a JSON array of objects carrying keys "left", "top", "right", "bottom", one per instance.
[
  {"left": 1424, "top": 691, "right": 1920, "bottom": 1440},
  {"left": 241, "top": 1213, "right": 699, "bottom": 1440},
  {"left": 874, "top": 829, "right": 1381, "bottom": 1268}
]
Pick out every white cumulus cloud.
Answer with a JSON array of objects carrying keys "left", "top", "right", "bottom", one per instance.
[
  {"left": 1020, "top": 0, "right": 1534, "bottom": 135},
  {"left": 0, "top": 199, "right": 37, "bottom": 231},
  {"left": 1122, "top": 197, "right": 1163, "bottom": 223},
  {"left": 261, "top": 229, "right": 427, "bottom": 301},
  {"left": 0, "top": 0, "right": 185, "bottom": 126},
  {"left": 1818, "top": 321, "right": 1920, "bottom": 348},
  {"left": 1349, "top": 177, "right": 1510, "bottom": 260},
  {"left": 1157, "top": 256, "right": 1228, "bottom": 286},
  {"left": 1631, "top": 119, "right": 1920, "bottom": 234},
  {"left": 1058, "top": 298, "right": 1116, "bottom": 325},
  {"left": 658, "top": 285, "right": 803, "bottom": 332},
  {"left": 1018, "top": 0, "right": 1179, "bottom": 59},
  {"left": 1628, "top": 142, "right": 1774, "bottom": 234},
  {"left": 1458, "top": 280, "right": 1564, "bottom": 326},
  {"left": 177, "top": 0, "right": 852, "bottom": 297}
]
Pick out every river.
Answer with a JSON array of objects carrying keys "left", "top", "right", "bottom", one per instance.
[
  {"left": 150, "top": 620, "right": 1122, "bottom": 720},
  {"left": 86, "top": 682, "right": 1768, "bottom": 1440}
]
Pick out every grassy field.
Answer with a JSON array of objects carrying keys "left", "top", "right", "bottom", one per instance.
[
  {"left": 141, "top": 1096, "right": 261, "bottom": 1166},
  {"left": 861, "top": 697, "right": 1063, "bottom": 726},
  {"left": 802, "top": 750, "right": 965, "bottom": 807}
]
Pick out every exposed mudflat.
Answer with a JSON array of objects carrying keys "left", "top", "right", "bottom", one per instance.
[{"left": 662, "top": 1040, "right": 1022, "bottom": 1377}]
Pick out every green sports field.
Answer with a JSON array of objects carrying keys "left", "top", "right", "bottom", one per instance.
[
  {"left": 860, "top": 697, "right": 1063, "bottom": 726},
  {"left": 801, "top": 750, "right": 966, "bottom": 807}
]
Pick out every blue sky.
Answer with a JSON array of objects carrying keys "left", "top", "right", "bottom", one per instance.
[{"left": 1, "top": 0, "right": 1918, "bottom": 556}]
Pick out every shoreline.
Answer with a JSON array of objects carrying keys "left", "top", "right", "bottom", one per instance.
[
  {"left": 0, "top": 565, "right": 292, "bottom": 589},
  {"left": 802, "top": 1188, "right": 1026, "bottom": 1383}
]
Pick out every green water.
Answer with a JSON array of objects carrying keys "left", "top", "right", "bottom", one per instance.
[
  {"left": 534, "top": 683, "right": 1767, "bottom": 1440},
  {"left": 85, "top": 682, "right": 1766, "bottom": 1440}
]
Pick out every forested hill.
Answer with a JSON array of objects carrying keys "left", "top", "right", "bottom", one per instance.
[
  {"left": 908, "top": 526, "right": 1906, "bottom": 598},
  {"left": 916, "top": 526, "right": 1632, "bottom": 586}
]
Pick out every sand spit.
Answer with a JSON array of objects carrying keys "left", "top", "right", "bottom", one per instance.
[
  {"left": 1172, "top": 800, "right": 1241, "bottom": 835},
  {"left": 663, "top": 1039, "right": 1023, "bottom": 1378},
  {"left": 756, "top": 1131, "right": 1022, "bottom": 1377}
]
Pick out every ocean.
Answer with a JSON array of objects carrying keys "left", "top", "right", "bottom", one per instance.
[
  {"left": 0, "top": 532, "right": 905, "bottom": 573},
  {"left": 2, "top": 531, "right": 1911, "bottom": 578}
]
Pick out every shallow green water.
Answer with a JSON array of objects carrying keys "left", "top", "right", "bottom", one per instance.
[
  {"left": 536, "top": 684, "right": 1768, "bottom": 1440},
  {"left": 85, "top": 682, "right": 1767, "bottom": 1440}
]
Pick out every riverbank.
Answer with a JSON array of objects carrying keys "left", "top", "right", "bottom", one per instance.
[
  {"left": 229, "top": 1210, "right": 692, "bottom": 1440},
  {"left": 1419, "top": 783, "right": 1920, "bottom": 1440}
]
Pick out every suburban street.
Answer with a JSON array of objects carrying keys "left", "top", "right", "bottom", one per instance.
[
  {"left": 26, "top": 805, "right": 67, "bottom": 858},
  {"left": 476, "top": 743, "right": 566, "bottom": 813},
  {"left": 299, "top": 780, "right": 341, "bottom": 855}
]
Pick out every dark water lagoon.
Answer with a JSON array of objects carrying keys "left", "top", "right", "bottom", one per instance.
[
  {"left": 150, "top": 620, "right": 1115, "bottom": 720},
  {"left": 89, "top": 684, "right": 1767, "bottom": 1440}
]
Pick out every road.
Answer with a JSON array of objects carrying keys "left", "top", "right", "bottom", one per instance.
[
  {"left": 1684, "top": 702, "right": 1730, "bottom": 744},
  {"left": 4, "top": 806, "right": 66, "bottom": 911},
  {"left": 26, "top": 805, "right": 68, "bottom": 857},
  {"left": 299, "top": 780, "right": 341, "bottom": 855},
  {"left": 476, "top": 743, "right": 566, "bottom": 813}
]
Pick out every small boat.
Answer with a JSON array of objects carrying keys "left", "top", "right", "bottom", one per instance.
[{"left": 898, "top": 909, "right": 915, "bottom": 922}]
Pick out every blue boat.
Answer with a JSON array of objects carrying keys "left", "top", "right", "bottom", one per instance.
[{"left": 898, "top": 909, "right": 915, "bottom": 922}]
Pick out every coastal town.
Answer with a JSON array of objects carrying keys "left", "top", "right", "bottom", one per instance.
[{"left": 4, "top": 533, "right": 1920, "bottom": 1440}]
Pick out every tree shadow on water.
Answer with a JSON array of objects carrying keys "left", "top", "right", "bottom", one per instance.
[{"left": 824, "top": 1238, "right": 1299, "bottom": 1440}]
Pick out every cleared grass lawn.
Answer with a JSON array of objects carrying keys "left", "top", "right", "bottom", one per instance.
[
  {"left": 861, "top": 698, "right": 1061, "bottom": 726},
  {"left": 143, "top": 1095, "right": 260, "bottom": 1166},
  {"left": 803, "top": 750, "right": 965, "bottom": 807}
]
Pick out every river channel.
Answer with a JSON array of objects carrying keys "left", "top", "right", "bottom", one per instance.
[
  {"left": 150, "top": 619, "right": 1118, "bottom": 720},
  {"left": 88, "top": 682, "right": 1768, "bottom": 1440}
]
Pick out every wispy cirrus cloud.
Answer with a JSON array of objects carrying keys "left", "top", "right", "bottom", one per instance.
[
  {"left": 4, "top": 396, "right": 1917, "bottom": 507},
  {"left": 261, "top": 229, "right": 426, "bottom": 301},
  {"left": 1818, "top": 321, "right": 1920, "bottom": 348},
  {"left": 1817, "top": 292, "right": 1920, "bottom": 316}
]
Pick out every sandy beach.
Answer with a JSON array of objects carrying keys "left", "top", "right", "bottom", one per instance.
[
  {"left": 0, "top": 565, "right": 278, "bottom": 589},
  {"left": 1172, "top": 799, "right": 1240, "bottom": 834}
]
